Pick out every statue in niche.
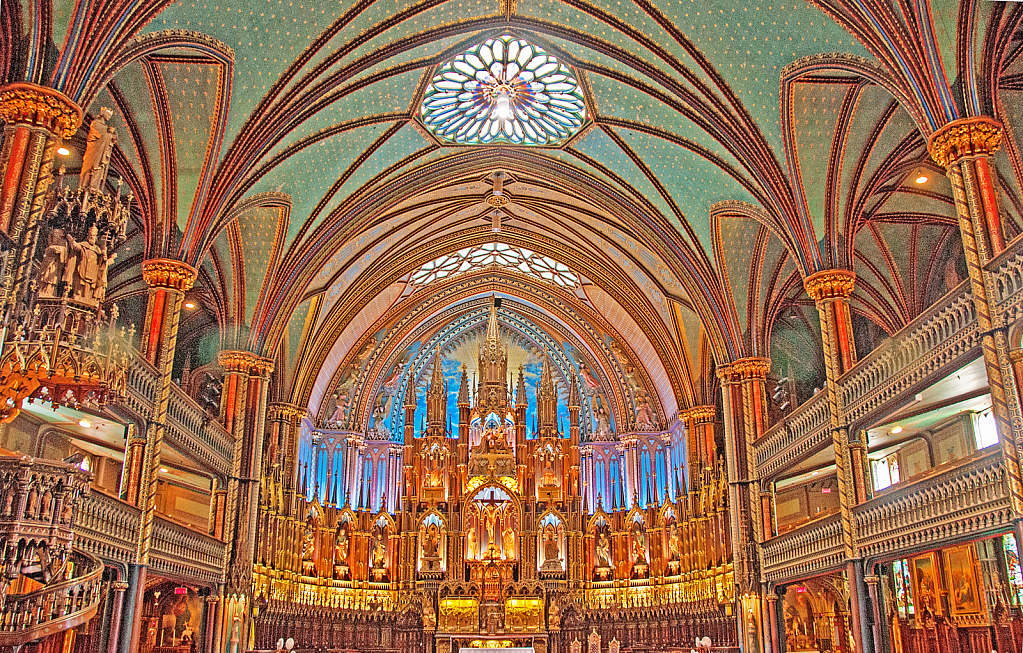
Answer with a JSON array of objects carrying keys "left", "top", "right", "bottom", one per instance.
[
  {"left": 593, "top": 395, "right": 612, "bottom": 437},
  {"left": 633, "top": 527, "right": 647, "bottom": 564},
  {"left": 595, "top": 531, "right": 612, "bottom": 568},
  {"left": 372, "top": 529, "right": 387, "bottom": 568},
  {"left": 548, "top": 597, "right": 561, "bottom": 630},
  {"left": 667, "top": 522, "right": 682, "bottom": 561},
  {"left": 541, "top": 451, "right": 557, "bottom": 486},
  {"left": 301, "top": 517, "right": 316, "bottom": 576},
  {"left": 466, "top": 526, "right": 477, "bottom": 560},
  {"left": 79, "top": 107, "right": 117, "bottom": 192},
  {"left": 543, "top": 525, "right": 560, "bottom": 563},
  {"left": 421, "top": 523, "right": 441, "bottom": 567},
  {"left": 334, "top": 528, "right": 349, "bottom": 566},
  {"left": 502, "top": 524, "right": 515, "bottom": 560},
  {"left": 67, "top": 226, "right": 116, "bottom": 305},
  {"left": 38, "top": 228, "right": 68, "bottom": 297}
]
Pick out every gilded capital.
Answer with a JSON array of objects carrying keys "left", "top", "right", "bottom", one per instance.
[
  {"left": 804, "top": 269, "right": 855, "bottom": 302},
  {"left": 269, "top": 402, "right": 306, "bottom": 423},
  {"left": 928, "top": 117, "right": 1002, "bottom": 169},
  {"left": 680, "top": 405, "right": 715, "bottom": 425},
  {"left": 142, "top": 258, "right": 197, "bottom": 291},
  {"left": 0, "top": 83, "right": 82, "bottom": 139},
  {"left": 728, "top": 357, "right": 771, "bottom": 381},
  {"left": 218, "top": 350, "right": 274, "bottom": 377}
]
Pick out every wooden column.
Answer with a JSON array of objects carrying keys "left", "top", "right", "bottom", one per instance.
[
  {"left": 0, "top": 84, "right": 81, "bottom": 307},
  {"left": 929, "top": 118, "right": 1023, "bottom": 529}
]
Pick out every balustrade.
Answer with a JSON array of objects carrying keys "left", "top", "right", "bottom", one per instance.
[
  {"left": 74, "top": 491, "right": 139, "bottom": 566},
  {"left": 754, "top": 392, "right": 830, "bottom": 480},
  {"left": 150, "top": 515, "right": 226, "bottom": 584},
  {"left": 760, "top": 513, "right": 843, "bottom": 583},
  {"left": 853, "top": 450, "right": 1011, "bottom": 561}
]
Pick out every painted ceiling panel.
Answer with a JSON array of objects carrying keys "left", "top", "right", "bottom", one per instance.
[
  {"left": 157, "top": 59, "right": 225, "bottom": 231},
  {"left": 790, "top": 80, "right": 847, "bottom": 241},
  {"left": 716, "top": 214, "right": 761, "bottom": 339},
  {"left": 238, "top": 205, "right": 286, "bottom": 324}
]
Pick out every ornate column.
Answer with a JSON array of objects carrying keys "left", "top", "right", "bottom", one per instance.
[
  {"left": 119, "top": 422, "right": 146, "bottom": 505},
  {"left": 680, "top": 406, "right": 715, "bottom": 490},
  {"left": 929, "top": 118, "right": 1023, "bottom": 534},
  {"left": 804, "top": 269, "right": 871, "bottom": 653},
  {"left": 117, "top": 259, "right": 196, "bottom": 653},
  {"left": 105, "top": 580, "right": 129, "bottom": 653},
  {"left": 0, "top": 84, "right": 81, "bottom": 305},
  {"left": 267, "top": 403, "right": 305, "bottom": 517}
]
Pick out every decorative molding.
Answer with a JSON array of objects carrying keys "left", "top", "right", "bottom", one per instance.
[
  {"left": 141, "top": 258, "right": 197, "bottom": 291},
  {"left": 803, "top": 269, "right": 855, "bottom": 302},
  {"left": 928, "top": 116, "right": 1002, "bottom": 168},
  {"left": 0, "top": 83, "right": 82, "bottom": 139}
]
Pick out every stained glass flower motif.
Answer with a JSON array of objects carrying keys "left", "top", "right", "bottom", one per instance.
[
  {"left": 410, "top": 243, "right": 580, "bottom": 288},
  {"left": 420, "top": 35, "right": 586, "bottom": 146}
]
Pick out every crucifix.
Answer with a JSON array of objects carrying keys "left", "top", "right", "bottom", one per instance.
[{"left": 478, "top": 488, "right": 505, "bottom": 558}]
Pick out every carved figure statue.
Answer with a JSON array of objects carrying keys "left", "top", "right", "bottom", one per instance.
[
  {"left": 422, "top": 524, "right": 440, "bottom": 559},
  {"left": 79, "top": 108, "right": 117, "bottom": 192},
  {"left": 483, "top": 504, "right": 500, "bottom": 552},
  {"left": 633, "top": 528, "right": 647, "bottom": 563},
  {"left": 67, "top": 226, "right": 116, "bottom": 304},
  {"left": 334, "top": 528, "right": 349, "bottom": 565},
  {"left": 301, "top": 518, "right": 316, "bottom": 575},
  {"left": 543, "top": 526, "right": 560, "bottom": 562},
  {"left": 541, "top": 454, "right": 557, "bottom": 486},
  {"left": 668, "top": 523, "right": 682, "bottom": 560},
  {"left": 502, "top": 524, "right": 515, "bottom": 560},
  {"left": 548, "top": 598, "right": 561, "bottom": 630},
  {"left": 594, "top": 395, "right": 611, "bottom": 436},
  {"left": 634, "top": 392, "right": 654, "bottom": 431},
  {"left": 372, "top": 531, "right": 387, "bottom": 568},
  {"left": 595, "top": 532, "right": 612, "bottom": 567},
  {"left": 466, "top": 526, "right": 477, "bottom": 560},
  {"left": 329, "top": 389, "right": 349, "bottom": 425},
  {"left": 38, "top": 228, "right": 68, "bottom": 297}
]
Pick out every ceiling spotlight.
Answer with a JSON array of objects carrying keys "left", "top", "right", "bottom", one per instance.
[
  {"left": 160, "top": 468, "right": 168, "bottom": 473},
  {"left": 891, "top": 426, "right": 903, "bottom": 434},
  {"left": 57, "top": 147, "right": 71, "bottom": 156},
  {"left": 915, "top": 175, "right": 928, "bottom": 184},
  {"left": 78, "top": 419, "right": 91, "bottom": 428},
  {"left": 184, "top": 301, "right": 196, "bottom": 309}
]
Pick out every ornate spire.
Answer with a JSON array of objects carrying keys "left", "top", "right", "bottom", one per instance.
[
  {"left": 403, "top": 372, "right": 418, "bottom": 409},
  {"left": 458, "top": 366, "right": 470, "bottom": 405},
  {"left": 567, "top": 372, "right": 581, "bottom": 409},
  {"left": 427, "top": 352, "right": 447, "bottom": 431},
  {"left": 537, "top": 355, "right": 558, "bottom": 436},
  {"left": 516, "top": 365, "right": 527, "bottom": 406}
]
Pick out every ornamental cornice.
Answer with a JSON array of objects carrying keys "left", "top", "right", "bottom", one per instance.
[
  {"left": 141, "top": 258, "right": 197, "bottom": 291},
  {"left": 0, "top": 83, "right": 82, "bottom": 139},
  {"left": 218, "top": 350, "right": 274, "bottom": 377},
  {"left": 718, "top": 357, "right": 771, "bottom": 382},
  {"left": 680, "top": 406, "right": 715, "bottom": 425},
  {"left": 803, "top": 269, "right": 855, "bottom": 302},
  {"left": 928, "top": 117, "right": 1002, "bottom": 169},
  {"left": 268, "top": 403, "right": 306, "bottom": 423}
]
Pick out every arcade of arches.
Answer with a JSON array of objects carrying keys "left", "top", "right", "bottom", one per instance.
[{"left": 4, "top": 3, "right": 1023, "bottom": 653}]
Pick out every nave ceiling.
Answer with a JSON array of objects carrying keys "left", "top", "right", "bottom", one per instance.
[{"left": 6, "top": 0, "right": 1023, "bottom": 429}]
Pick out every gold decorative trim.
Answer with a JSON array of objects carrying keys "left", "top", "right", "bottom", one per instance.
[
  {"left": 803, "top": 269, "right": 855, "bottom": 302},
  {"left": 269, "top": 402, "right": 306, "bottom": 422},
  {"left": 928, "top": 117, "right": 1002, "bottom": 169},
  {"left": 486, "top": 194, "right": 509, "bottom": 208},
  {"left": 0, "top": 83, "right": 82, "bottom": 139},
  {"left": 680, "top": 405, "right": 715, "bottom": 424},
  {"left": 721, "top": 357, "right": 771, "bottom": 381},
  {"left": 218, "top": 350, "right": 274, "bottom": 377},
  {"left": 141, "top": 258, "right": 197, "bottom": 291}
]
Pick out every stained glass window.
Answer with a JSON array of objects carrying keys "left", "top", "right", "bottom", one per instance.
[
  {"left": 420, "top": 35, "right": 586, "bottom": 146},
  {"left": 1004, "top": 534, "right": 1023, "bottom": 606},
  {"left": 411, "top": 243, "right": 580, "bottom": 288},
  {"left": 892, "top": 559, "right": 915, "bottom": 617}
]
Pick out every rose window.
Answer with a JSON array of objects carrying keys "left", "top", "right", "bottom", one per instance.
[{"left": 419, "top": 35, "right": 587, "bottom": 146}]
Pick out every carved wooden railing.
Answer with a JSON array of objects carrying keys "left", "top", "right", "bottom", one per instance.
[
  {"left": 74, "top": 491, "right": 140, "bottom": 567},
  {"left": 754, "top": 392, "right": 830, "bottom": 480},
  {"left": 150, "top": 515, "right": 226, "bottom": 585},
  {"left": 840, "top": 285, "right": 978, "bottom": 429},
  {"left": 760, "top": 513, "right": 844, "bottom": 583},
  {"left": 991, "top": 241, "right": 1023, "bottom": 320},
  {"left": 0, "top": 550, "right": 104, "bottom": 645},
  {"left": 854, "top": 450, "right": 1012, "bottom": 561},
  {"left": 125, "top": 356, "right": 233, "bottom": 476}
]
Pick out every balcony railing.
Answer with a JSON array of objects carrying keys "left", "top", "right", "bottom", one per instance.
[
  {"left": 0, "top": 550, "right": 104, "bottom": 646},
  {"left": 125, "top": 356, "right": 233, "bottom": 477},
  {"left": 853, "top": 450, "right": 1012, "bottom": 561},
  {"left": 150, "top": 515, "right": 226, "bottom": 585},
  {"left": 754, "top": 391, "right": 830, "bottom": 480},
  {"left": 74, "top": 490, "right": 140, "bottom": 567},
  {"left": 761, "top": 513, "right": 844, "bottom": 583}
]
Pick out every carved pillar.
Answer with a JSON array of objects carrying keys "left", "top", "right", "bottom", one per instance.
[
  {"left": 804, "top": 269, "right": 870, "bottom": 653},
  {"left": 929, "top": 118, "right": 1023, "bottom": 533},
  {"left": 119, "top": 422, "right": 146, "bottom": 505},
  {"left": 120, "top": 258, "right": 196, "bottom": 653},
  {"left": 681, "top": 406, "right": 715, "bottom": 491},
  {"left": 105, "top": 580, "right": 129, "bottom": 653},
  {"left": 267, "top": 403, "right": 304, "bottom": 516},
  {"left": 0, "top": 84, "right": 81, "bottom": 306}
]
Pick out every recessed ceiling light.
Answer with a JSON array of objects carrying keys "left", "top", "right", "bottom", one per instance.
[
  {"left": 160, "top": 468, "right": 168, "bottom": 473},
  {"left": 915, "top": 176, "right": 928, "bottom": 184},
  {"left": 78, "top": 419, "right": 91, "bottom": 428},
  {"left": 184, "top": 301, "right": 196, "bottom": 309},
  {"left": 891, "top": 426, "right": 903, "bottom": 434},
  {"left": 811, "top": 471, "right": 818, "bottom": 476},
  {"left": 57, "top": 147, "right": 70, "bottom": 156}
]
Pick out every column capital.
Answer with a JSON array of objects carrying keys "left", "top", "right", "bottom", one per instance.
[
  {"left": 0, "top": 83, "right": 82, "bottom": 139},
  {"left": 680, "top": 405, "right": 715, "bottom": 425},
  {"left": 268, "top": 402, "right": 306, "bottom": 423},
  {"left": 218, "top": 350, "right": 274, "bottom": 377},
  {"left": 110, "top": 580, "right": 130, "bottom": 592},
  {"left": 718, "top": 357, "right": 771, "bottom": 382},
  {"left": 142, "top": 258, "right": 197, "bottom": 291},
  {"left": 928, "top": 116, "right": 1002, "bottom": 168},
  {"left": 804, "top": 269, "right": 855, "bottom": 302}
]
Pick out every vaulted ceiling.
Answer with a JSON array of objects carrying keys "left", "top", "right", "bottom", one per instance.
[{"left": 5, "top": 0, "right": 1023, "bottom": 429}]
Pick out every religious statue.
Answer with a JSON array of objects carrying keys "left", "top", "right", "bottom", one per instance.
[
  {"left": 548, "top": 598, "right": 561, "bottom": 630},
  {"left": 66, "top": 226, "right": 116, "bottom": 305},
  {"left": 633, "top": 529, "right": 647, "bottom": 564},
  {"left": 593, "top": 395, "right": 612, "bottom": 437},
  {"left": 328, "top": 389, "right": 350, "bottom": 426},
  {"left": 372, "top": 532, "right": 387, "bottom": 568},
  {"left": 595, "top": 532, "right": 612, "bottom": 567},
  {"left": 38, "top": 228, "right": 68, "bottom": 297},
  {"left": 334, "top": 528, "right": 349, "bottom": 566},
  {"left": 422, "top": 524, "right": 440, "bottom": 561},
  {"left": 79, "top": 107, "right": 117, "bottom": 192},
  {"left": 301, "top": 519, "right": 316, "bottom": 575},
  {"left": 422, "top": 600, "right": 437, "bottom": 630},
  {"left": 668, "top": 523, "right": 682, "bottom": 561},
  {"left": 502, "top": 524, "right": 515, "bottom": 560},
  {"left": 466, "top": 526, "right": 477, "bottom": 560},
  {"left": 543, "top": 526, "right": 560, "bottom": 563},
  {"left": 483, "top": 504, "right": 500, "bottom": 557},
  {"left": 541, "top": 454, "right": 557, "bottom": 487}
]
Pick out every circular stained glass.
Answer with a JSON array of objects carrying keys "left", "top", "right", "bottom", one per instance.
[{"left": 420, "top": 35, "right": 587, "bottom": 146}]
